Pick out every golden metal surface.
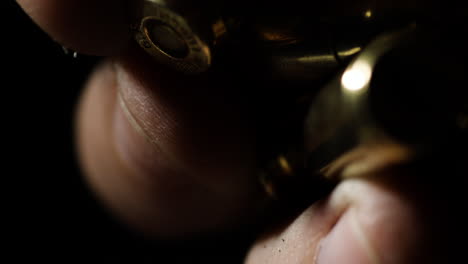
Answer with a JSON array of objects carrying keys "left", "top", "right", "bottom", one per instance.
[
  {"left": 132, "top": 0, "right": 467, "bottom": 199},
  {"left": 134, "top": 0, "right": 216, "bottom": 73},
  {"left": 134, "top": 0, "right": 423, "bottom": 76},
  {"left": 277, "top": 155, "right": 293, "bottom": 176},
  {"left": 304, "top": 27, "right": 414, "bottom": 164}
]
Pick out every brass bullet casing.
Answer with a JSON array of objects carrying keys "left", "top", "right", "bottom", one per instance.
[
  {"left": 133, "top": 0, "right": 429, "bottom": 77},
  {"left": 130, "top": 0, "right": 467, "bottom": 200},
  {"left": 304, "top": 24, "right": 468, "bottom": 173},
  {"left": 134, "top": 0, "right": 226, "bottom": 73}
]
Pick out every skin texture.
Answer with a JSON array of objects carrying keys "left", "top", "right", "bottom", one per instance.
[
  {"left": 246, "top": 179, "right": 420, "bottom": 264},
  {"left": 76, "top": 53, "right": 264, "bottom": 237},
  {"left": 16, "top": 0, "right": 467, "bottom": 263}
]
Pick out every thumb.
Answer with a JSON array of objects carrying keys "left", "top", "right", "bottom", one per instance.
[
  {"left": 245, "top": 144, "right": 431, "bottom": 264},
  {"left": 246, "top": 178, "right": 422, "bottom": 264},
  {"left": 314, "top": 179, "right": 420, "bottom": 264}
]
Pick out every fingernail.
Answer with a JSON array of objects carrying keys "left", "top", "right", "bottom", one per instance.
[{"left": 317, "top": 208, "right": 379, "bottom": 264}]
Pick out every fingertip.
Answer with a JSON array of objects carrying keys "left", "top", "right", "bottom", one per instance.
[
  {"left": 246, "top": 179, "right": 422, "bottom": 264},
  {"left": 17, "top": 0, "right": 131, "bottom": 55},
  {"left": 76, "top": 56, "right": 264, "bottom": 239},
  {"left": 319, "top": 180, "right": 422, "bottom": 264}
]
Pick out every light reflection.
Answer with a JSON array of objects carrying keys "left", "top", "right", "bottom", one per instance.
[
  {"left": 365, "top": 10, "right": 372, "bottom": 18},
  {"left": 341, "top": 61, "right": 372, "bottom": 92},
  {"left": 297, "top": 54, "right": 336, "bottom": 63},
  {"left": 337, "top": 47, "right": 362, "bottom": 58}
]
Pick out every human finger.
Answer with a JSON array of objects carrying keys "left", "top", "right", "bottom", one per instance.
[
  {"left": 246, "top": 146, "right": 467, "bottom": 263},
  {"left": 76, "top": 49, "right": 266, "bottom": 238},
  {"left": 16, "top": 0, "right": 131, "bottom": 55}
]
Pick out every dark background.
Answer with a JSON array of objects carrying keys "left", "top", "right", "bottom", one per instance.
[
  {"left": 3, "top": 0, "right": 138, "bottom": 262},
  {"left": 4, "top": 1, "right": 253, "bottom": 262},
  {"left": 4, "top": 0, "right": 467, "bottom": 262}
]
